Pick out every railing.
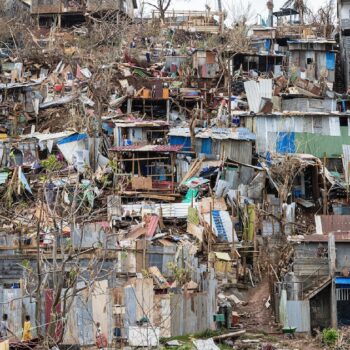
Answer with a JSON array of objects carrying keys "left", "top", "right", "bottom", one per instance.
[
  {"left": 275, "top": 266, "right": 330, "bottom": 300},
  {"left": 151, "top": 10, "right": 225, "bottom": 34}
]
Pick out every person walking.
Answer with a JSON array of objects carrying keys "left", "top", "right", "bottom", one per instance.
[
  {"left": 95, "top": 322, "right": 107, "bottom": 350},
  {"left": 22, "top": 315, "right": 32, "bottom": 341},
  {"left": 0, "top": 314, "right": 14, "bottom": 341}
]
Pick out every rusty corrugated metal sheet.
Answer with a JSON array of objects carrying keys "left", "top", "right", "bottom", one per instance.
[
  {"left": 145, "top": 215, "right": 159, "bottom": 237},
  {"left": 302, "top": 232, "right": 350, "bottom": 242},
  {"left": 317, "top": 215, "right": 350, "bottom": 235}
]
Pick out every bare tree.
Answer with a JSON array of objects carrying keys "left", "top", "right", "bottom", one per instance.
[
  {"left": 224, "top": 0, "right": 255, "bottom": 26},
  {"left": 145, "top": 0, "right": 172, "bottom": 23},
  {"left": 307, "top": 0, "right": 335, "bottom": 38},
  {"left": 20, "top": 180, "right": 115, "bottom": 347}
]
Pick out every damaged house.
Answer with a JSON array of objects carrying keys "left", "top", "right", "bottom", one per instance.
[{"left": 27, "top": 0, "right": 137, "bottom": 26}]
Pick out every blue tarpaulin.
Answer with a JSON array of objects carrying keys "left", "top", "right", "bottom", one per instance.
[
  {"left": 201, "top": 138, "right": 212, "bottom": 155},
  {"left": 57, "top": 133, "right": 87, "bottom": 145},
  {"left": 326, "top": 52, "right": 336, "bottom": 70},
  {"left": 276, "top": 132, "right": 296, "bottom": 153},
  {"left": 169, "top": 136, "right": 191, "bottom": 152},
  {"left": 265, "top": 39, "right": 271, "bottom": 52}
]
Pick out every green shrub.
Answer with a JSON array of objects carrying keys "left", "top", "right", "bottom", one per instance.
[{"left": 322, "top": 328, "right": 339, "bottom": 347}]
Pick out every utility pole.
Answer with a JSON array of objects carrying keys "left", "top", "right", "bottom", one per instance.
[
  {"left": 228, "top": 56, "right": 232, "bottom": 126},
  {"left": 217, "top": 0, "right": 222, "bottom": 12},
  {"left": 267, "top": 0, "right": 274, "bottom": 27}
]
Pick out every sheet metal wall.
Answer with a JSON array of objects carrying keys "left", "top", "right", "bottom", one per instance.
[
  {"left": 1, "top": 288, "right": 22, "bottom": 338},
  {"left": 72, "top": 222, "right": 117, "bottom": 249},
  {"left": 286, "top": 300, "right": 311, "bottom": 332},
  {"left": 251, "top": 115, "right": 347, "bottom": 157},
  {"left": 212, "top": 140, "right": 252, "bottom": 164},
  {"left": 281, "top": 98, "right": 336, "bottom": 113}
]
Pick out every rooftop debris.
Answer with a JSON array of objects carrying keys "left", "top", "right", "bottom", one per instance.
[{"left": 0, "top": 0, "right": 349, "bottom": 349}]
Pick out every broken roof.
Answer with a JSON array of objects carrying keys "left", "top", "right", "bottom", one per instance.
[
  {"left": 112, "top": 119, "right": 169, "bottom": 128},
  {"left": 290, "top": 232, "right": 350, "bottom": 243},
  {"left": 20, "top": 131, "right": 76, "bottom": 142},
  {"left": 110, "top": 145, "right": 183, "bottom": 152},
  {"left": 288, "top": 39, "right": 337, "bottom": 45},
  {"left": 168, "top": 127, "right": 256, "bottom": 141},
  {"left": 0, "top": 79, "right": 45, "bottom": 90}
]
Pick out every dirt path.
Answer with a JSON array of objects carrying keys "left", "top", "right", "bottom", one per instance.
[{"left": 238, "top": 279, "right": 278, "bottom": 333}]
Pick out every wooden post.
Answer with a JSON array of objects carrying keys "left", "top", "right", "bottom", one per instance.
[
  {"left": 137, "top": 159, "right": 141, "bottom": 177},
  {"left": 166, "top": 99, "right": 170, "bottom": 123},
  {"left": 208, "top": 202, "right": 213, "bottom": 268},
  {"left": 347, "top": 161, "right": 350, "bottom": 203},
  {"left": 127, "top": 98, "right": 132, "bottom": 114},
  {"left": 328, "top": 233, "right": 337, "bottom": 328},
  {"left": 143, "top": 235, "right": 146, "bottom": 270},
  {"left": 200, "top": 99, "right": 203, "bottom": 121},
  {"left": 171, "top": 152, "right": 175, "bottom": 193},
  {"left": 132, "top": 153, "right": 135, "bottom": 175},
  {"left": 228, "top": 56, "right": 232, "bottom": 126},
  {"left": 323, "top": 153, "right": 328, "bottom": 214}
]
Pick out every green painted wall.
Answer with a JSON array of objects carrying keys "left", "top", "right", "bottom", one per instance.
[{"left": 294, "top": 127, "right": 350, "bottom": 158}]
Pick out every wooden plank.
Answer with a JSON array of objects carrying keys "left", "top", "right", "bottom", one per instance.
[{"left": 131, "top": 176, "right": 152, "bottom": 190}]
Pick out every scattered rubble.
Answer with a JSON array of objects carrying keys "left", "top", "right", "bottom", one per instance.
[{"left": 0, "top": 0, "right": 349, "bottom": 349}]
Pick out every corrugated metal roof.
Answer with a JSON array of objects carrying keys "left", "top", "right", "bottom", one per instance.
[
  {"left": 244, "top": 80, "right": 261, "bottom": 113},
  {"left": 295, "top": 232, "right": 350, "bottom": 242},
  {"left": 288, "top": 39, "right": 336, "bottom": 44},
  {"left": 21, "top": 131, "right": 75, "bottom": 142},
  {"left": 0, "top": 172, "right": 9, "bottom": 185},
  {"left": 121, "top": 202, "right": 198, "bottom": 218},
  {"left": 316, "top": 215, "right": 350, "bottom": 235},
  {"left": 112, "top": 119, "right": 169, "bottom": 128},
  {"left": 57, "top": 133, "right": 87, "bottom": 145},
  {"left": 168, "top": 127, "right": 256, "bottom": 141},
  {"left": 259, "top": 79, "right": 273, "bottom": 100},
  {"left": 235, "top": 111, "right": 350, "bottom": 117},
  {"left": 110, "top": 145, "right": 183, "bottom": 152},
  {"left": 0, "top": 78, "right": 45, "bottom": 90}
]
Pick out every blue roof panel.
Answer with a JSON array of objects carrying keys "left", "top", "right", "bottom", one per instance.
[{"left": 335, "top": 277, "right": 350, "bottom": 285}]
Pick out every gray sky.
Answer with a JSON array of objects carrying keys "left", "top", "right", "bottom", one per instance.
[{"left": 144, "top": 0, "right": 327, "bottom": 23}]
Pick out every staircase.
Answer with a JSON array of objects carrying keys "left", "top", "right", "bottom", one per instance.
[
  {"left": 301, "top": 267, "right": 332, "bottom": 300},
  {"left": 302, "top": 275, "right": 332, "bottom": 300}
]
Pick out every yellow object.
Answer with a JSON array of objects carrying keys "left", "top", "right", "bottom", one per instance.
[
  {"left": 142, "top": 89, "right": 151, "bottom": 98},
  {"left": 22, "top": 321, "right": 32, "bottom": 341},
  {"left": 162, "top": 88, "right": 169, "bottom": 99},
  {"left": 0, "top": 134, "right": 7, "bottom": 140}
]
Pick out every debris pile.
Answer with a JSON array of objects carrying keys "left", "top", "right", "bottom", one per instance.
[{"left": 0, "top": 1, "right": 349, "bottom": 349}]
